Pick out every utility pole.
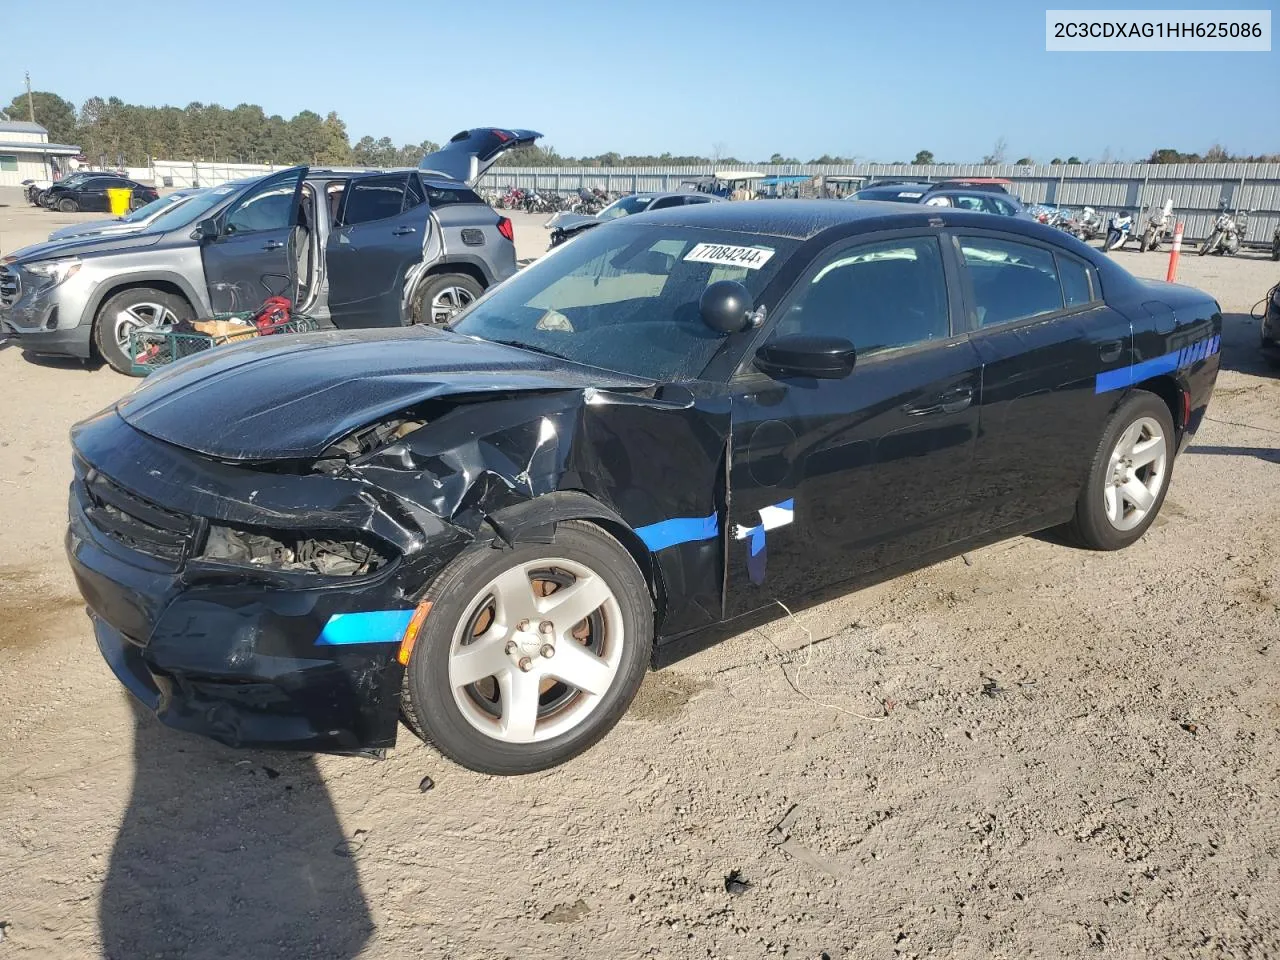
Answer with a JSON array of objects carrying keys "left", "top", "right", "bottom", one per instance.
[{"left": 25, "top": 72, "right": 35, "bottom": 122}]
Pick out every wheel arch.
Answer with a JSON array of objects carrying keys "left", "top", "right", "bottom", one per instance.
[
  {"left": 85, "top": 273, "right": 204, "bottom": 332},
  {"left": 421, "top": 258, "right": 491, "bottom": 289},
  {"left": 1130, "top": 374, "right": 1186, "bottom": 440},
  {"left": 476, "top": 491, "right": 669, "bottom": 641}
]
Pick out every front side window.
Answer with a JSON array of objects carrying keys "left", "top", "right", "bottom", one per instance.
[
  {"left": 451, "top": 223, "right": 797, "bottom": 381},
  {"left": 990, "top": 197, "right": 1017, "bottom": 217},
  {"left": 772, "top": 236, "right": 951, "bottom": 356},
  {"left": 597, "top": 195, "right": 653, "bottom": 220},
  {"left": 226, "top": 184, "right": 297, "bottom": 234},
  {"left": 959, "top": 236, "right": 1063, "bottom": 327},
  {"left": 342, "top": 174, "right": 408, "bottom": 225}
]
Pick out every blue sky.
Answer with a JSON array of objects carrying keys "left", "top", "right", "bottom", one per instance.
[{"left": 8, "top": 0, "right": 1277, "bottom": 162}]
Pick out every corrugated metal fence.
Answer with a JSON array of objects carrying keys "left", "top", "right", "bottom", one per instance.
[{"left": 478, "top": 162, "right": 1280, "bottom": 244}]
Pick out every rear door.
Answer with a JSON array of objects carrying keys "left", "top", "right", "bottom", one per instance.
[
  {"left": 325, "top": 172, "right": 426, "bottom": 329},
  {"left": 200, "top": 167, "right": 306, "bottom": 314},
  {"left": 954, "top": 231, "right": 1130, "bottom": 534},
  {"left": 418, "top": 128, "right": 542, "bottom": 185}
]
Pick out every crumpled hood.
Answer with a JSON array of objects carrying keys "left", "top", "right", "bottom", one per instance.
[
  {"left": 116, "top": 326, "right": 651, "bottom": 461},
  {"left": 7, "top": 229, "right": 162, "bottom": 264}
]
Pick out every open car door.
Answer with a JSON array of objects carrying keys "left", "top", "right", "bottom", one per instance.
[
  {"left": 200, "top": 166, "right": 307, "bottom": 315},
  {"left": 418, "top": 128, "right": 542, "bottom": 186}
]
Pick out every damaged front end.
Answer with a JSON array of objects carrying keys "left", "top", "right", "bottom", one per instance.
[{"left": 68, "top": 331, "right": 730, "bottom": 754}]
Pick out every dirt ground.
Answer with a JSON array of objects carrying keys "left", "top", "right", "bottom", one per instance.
[{"left": 1, "top": 187, "right": 1278, "bottom": 960}]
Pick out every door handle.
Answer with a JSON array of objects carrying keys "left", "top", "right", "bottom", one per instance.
[
  {"left": 1098, "top": 339, "right": 1123, "bottom": 363},
  {"left": 906, "top": 386, "right": 973, "bottom": 417},
  {"left": 262, "top": 240, "right": 286, "bottom": 251},
  {"left": 391, "top": 226, "right": 417, "bottom": 236}
]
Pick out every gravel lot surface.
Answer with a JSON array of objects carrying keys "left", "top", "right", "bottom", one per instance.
[{"left": 1, "top": 187, "right": 1277, "bottom": 959}]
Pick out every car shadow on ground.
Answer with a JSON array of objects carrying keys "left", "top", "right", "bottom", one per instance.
[
  {"left": 100, "top": 700, "right": 373, "bottom": 960},
  {"left": 1219, "top": 310, "right": 1274, "bottom": 376},
  {"left": 1185, "top": 444, "right": 1280, "bottom": 464},
  {"left": 14, "top": 348, "right": 104, "bottom": 371}
]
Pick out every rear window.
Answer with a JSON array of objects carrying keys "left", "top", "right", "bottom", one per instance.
[{"left": 423, "top": 183, "right": 483, "bottom": 207}]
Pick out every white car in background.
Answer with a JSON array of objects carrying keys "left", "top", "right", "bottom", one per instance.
[{"left": 46, "top": 188, "right": 206, "bottom": 242}]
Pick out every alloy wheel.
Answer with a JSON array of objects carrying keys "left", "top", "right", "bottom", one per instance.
[
  {"left": 447, "top": 557, "right": 623, "bottom": 744},
  {"left": 429, "top": 286, "right": 475, "bottom": 325},
  {"left": 113, "top": 302, "right": 179, "bottom": 350},
  {"left": 1102, "top": 415, "right": 1168, "bottom": 531}
]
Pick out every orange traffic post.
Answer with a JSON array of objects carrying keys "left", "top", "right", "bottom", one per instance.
[{"left": 1166, "top": 221, "right": 1184, "bottom": 282}]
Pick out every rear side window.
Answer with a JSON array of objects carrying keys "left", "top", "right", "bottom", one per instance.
[
  {"left": 1056, "top": 253, "right": 1096, "bottom": 308},
  {"left": 423, "top": 184, "right": 483, "bottom": 207},
  {"left": 990, "top": 197, "right": 1017, "bottom": 216},
  {"left": 343, "top": 174, "right": 408, "bottom": 225},
  {"left": 959, "top": 236, "right": 1064, "bottom": 327}
]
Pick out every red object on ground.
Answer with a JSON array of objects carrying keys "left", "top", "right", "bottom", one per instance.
[
  {"left": 252, "top": 297, "right": 293, "bottom": 333},
  {"left": 1166, "top": 222, "right": 1184, "bottom": 282}
]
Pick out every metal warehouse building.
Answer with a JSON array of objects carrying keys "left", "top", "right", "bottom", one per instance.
[{"left": 0, "top": 120, "right": 80, "bottom": 187}]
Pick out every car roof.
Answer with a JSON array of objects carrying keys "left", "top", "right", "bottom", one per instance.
[
  {"left": 305, "top": 167, "right": 474, "bottom": 190},
  {"left": 631, "top": 197, "right": 1091, "bottom": 245}
]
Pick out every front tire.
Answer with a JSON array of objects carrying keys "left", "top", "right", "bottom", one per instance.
[
  {"left": 401, "top": 520, "right": 653, "bottom": 774},
  {"left": 92, "top": 287, "right": 194, "bottom": 375},
  {"left": 1139, "top": 228, "right": 1153, "bottom": 253},
  {"left": 1199, "top": 232, "right": 1218, "bottom": 255},
  {"left": 1066, "top": 392, "right": 1174, "bottom": 551}
]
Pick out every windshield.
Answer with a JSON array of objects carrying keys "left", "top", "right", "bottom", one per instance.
[
  {"left": 597, "top": 195, "right": 654, "bottom": 220},
  {"left": 143, "top": 183, "right": 244, "bottom": 233},
  {"left": 120, "top": 192, "right": 189, "bottom": 223},
  {"left": 452, "top": 223, "right": 797, "bottom": 381}
]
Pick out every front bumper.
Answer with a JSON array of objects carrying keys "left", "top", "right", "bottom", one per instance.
[
  {"left": 0, "top": 268, "right": 93, "bottom": 358},
  {"left": 68, "top": 414, "right": 469, "bottom": 754}
]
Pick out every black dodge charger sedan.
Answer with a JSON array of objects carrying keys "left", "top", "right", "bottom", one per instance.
[{"left": 68, "top": 200, "right": 1222, "bottom": 774}]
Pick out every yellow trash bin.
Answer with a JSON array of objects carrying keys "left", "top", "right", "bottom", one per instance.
[{"left": 107, "top": 187, "right": 133, "bottom": 216}]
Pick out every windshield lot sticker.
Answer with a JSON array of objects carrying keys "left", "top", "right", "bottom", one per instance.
[
  {"left": 684, "top": 243, "right": 775, "bottom": 270},
  {"left": 734, "top": 499, "right": 794, "bottom": 585}
]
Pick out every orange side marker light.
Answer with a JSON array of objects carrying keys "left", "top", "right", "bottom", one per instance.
[{"left": 397, "top": 601, "right": 433, "bottom": 666}]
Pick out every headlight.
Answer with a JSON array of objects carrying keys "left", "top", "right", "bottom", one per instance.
[
  {"left": 201, "top": 524, "right": 392, "bottom": 577},
  {"left": 23, "top": 258, "right": 82, "bottom": 288}
]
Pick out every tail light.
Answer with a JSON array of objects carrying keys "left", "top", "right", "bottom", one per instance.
[{"left": 496, "top": 216, "right": 514, "bottom": 242}]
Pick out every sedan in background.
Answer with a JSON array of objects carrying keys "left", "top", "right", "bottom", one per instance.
[
  {"left": 42, "top": 175, "right": 158, "bottom": 213},
  {"left": 547, "top": 191, "right": 722, "bottom": 247},
  {"left": 71, "top": 199, "right": 1221, "bottom": 774},
  {"left": 47, "top": 188, "right": 206, "bottom": 242},
  {"left": 922, "top": 190, "right": 1033, "bottom": 218}
]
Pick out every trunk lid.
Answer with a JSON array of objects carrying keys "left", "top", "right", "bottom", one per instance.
[{"left": 419, "top": 128, "right": 543, "bottom": 186}]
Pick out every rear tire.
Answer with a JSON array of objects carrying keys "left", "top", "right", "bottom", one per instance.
[
  {"left": 1199, "top": 232, "right": 1218, "bottom": 255},
  {"left": 401, "top": 520, "right": 653, "bottom": 774},
  {"left": 409, "top": 272, "right": 483, "bottom": 326},
  {"left": 1065, "top": 391, "right": 1175, "bottom": 551},
  {"left": 1139, "top": 228, "right": 1153, "bottom": 253},
  {"left": 58, "top": 197, "right": 79, "bottom": 213},
  {"left": 92, "top": 287, "right": 194, "bottom": 376}
]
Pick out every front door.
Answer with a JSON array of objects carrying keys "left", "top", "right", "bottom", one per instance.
[
  {"left": 725, "top": 232, "right": 981, "bottom": 618},
  {"left": 952, "top": 231, "right": 1133, "bottom": 533},
  {"left": 325, "top": 173, "right": 427, "bottom": 328},
  {"left": 201, "top": 167, "right": 306, "bottom": 315}
]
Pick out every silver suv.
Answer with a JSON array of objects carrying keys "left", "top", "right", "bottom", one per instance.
[{"left": 0, "top": 128, "right": 539, "bottom": 374}]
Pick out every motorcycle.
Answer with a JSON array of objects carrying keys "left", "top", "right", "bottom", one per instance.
[
  {"left": 1103, "top": 211, "right": 1133, "bottom": 252},
  {"left": 1070, "top": 206, "right": 1103, "bottom": 242},
  {"left": 1139, "top": 199, "right": 1174, "bottom": 253},
  {"left": 1199, "top": 202, "right": 1250, "bottom": 256}
]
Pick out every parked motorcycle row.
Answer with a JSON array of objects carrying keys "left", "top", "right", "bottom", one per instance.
[{"left": 486, "top": 186, "right": 616, "bottom": 216}]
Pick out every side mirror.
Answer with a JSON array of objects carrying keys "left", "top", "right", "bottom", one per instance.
[
  {"left": 699, "top": 279, "right": 754, "bottom": 334},
  {"left": 193, "top": 217, "right": 219, "bottom": 241},
  {"left": 755, "top": 335, "right": 856, "bottom": 380}
]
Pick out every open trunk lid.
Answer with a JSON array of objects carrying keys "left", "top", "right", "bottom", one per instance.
[{"left": 419, "top": 128, "right": 542, "bottom": 186}]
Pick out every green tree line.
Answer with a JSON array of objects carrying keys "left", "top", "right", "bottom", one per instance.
[
  {"left": 6, "top": 91, "right": 1277, "bottom": 168},
  {"left": 4, "top": 91, "right": 437, "bottom": 167}
]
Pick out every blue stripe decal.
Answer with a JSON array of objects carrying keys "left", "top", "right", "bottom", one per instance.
[
  {"left": 1095, "top": 335, "right": 1220, "bottom": 394},
  {"left": 635, "top": 512, "right": 719, "bottom": 552},
  {"left": 316, "top": 610, "right": 414, "bottom": 646}
]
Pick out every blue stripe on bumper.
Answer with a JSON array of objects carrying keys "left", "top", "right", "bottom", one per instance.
[{"left": 316, "top": 609, "right": 414, "bottom": 646}]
